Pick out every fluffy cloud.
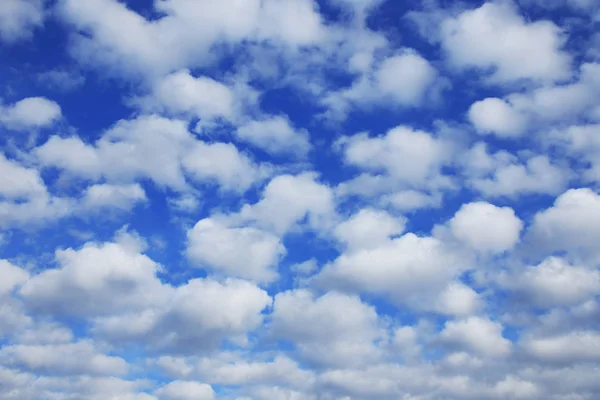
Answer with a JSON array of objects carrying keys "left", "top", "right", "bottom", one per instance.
[
  {"left": 439, "top": 317, "right": 512, "bottom": 357},
  {"left": 338, "top": 126, "right": 454, "bottom": 190},
  {"left": 270, "top": 290, "right": 385, "bottom": 367},
  {"left": 59, "top": 0, "right": 326, "bottom": 79},
  {"left": 81, "top": 183, "right": 147, "bottom": 211},
  {"left": 527, "top": 188, "right": 600, "bottom": 262},
  {"left": 317, "top": 231, "right": 471, "bottom": 311},
  {"left": 449, "top": 202, "right": 523, "bottom": 253},
  {"left": 501, "top": 257, "right": 600, "bottom": 308},
  {"left": 94, "top": 277, "right": 271, "bottom": 353},
  {"left": 463, "top": 143, "right": 571, "bottom": 198},
  {"left": 468, "top": 97, "right": 528, "bottom": 137},
  {"left": 135, "top": 69, "right": 235, "bottom": 121},
  {"left": 236, "top": 116, "right": 311, "bottom": 157},
  {"left": 0, "top": 341, "right": 128, "bottom": 376},
  {"left": 376, "top": 51, "right": 440, "bottom": 106},
  {"left": 236, "top": 173, "right": 335, "bottom": 235},
  {"left": 334, "top": 208, "right": 405, "bottom": 250},
  {"left": 20, "top": 231, "right": 168, "bottom": 316},
  {"left": 36, "top": 115, "right": 267, "bottom": 193},
  {"left": 522, "top": 331, "right": 600, "bottom": 364},
  {"left": 186, "top": 218, "right": 285, "bottom": 283},
  {"left": 0, "top": 97, "right": 61, "bottom": 131},
  {"left": 0, "top": 0, "right": 44, "bottom": 43},
  {"left": 154, "top": 381, "right": 215, "bottom": 400},
  {"left": 441, "top": 0, "right": 571, "bottom": 82}
]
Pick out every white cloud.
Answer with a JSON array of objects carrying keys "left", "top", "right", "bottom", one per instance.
[
  {"left": 376, "top": 51, "right": 439, "bottom": 106},
  {"left": 334, "top": 208, "right": 405, "bottom": 251},
  {"left": 339, "top": 126, "right": 454, "bottom": 189},
  {"left": 468, "top": 97, "right": 528, "bottom": 137},
  {"left": 59, "top": 0, "right": 327, "bottom": 79},
  {"left": 136, "top": 69, "right": 235, "bottom": 121},
  {"left": 441, "top": 0, "right": 571, "bottom": 82},
  {"left": 0, "top": 154, "right": 46, "bottom": 201},
  {"left": 527, "top": 188, "right": 600, "bottom": 262},
  {"left": 186, "top": 218, "right": 286, "bottom": 283},
  {"left": 196, "top": 354, "right": 314, "bottom": 389},
  {"left": 522, "top": 331, "right": 600, "bottom": 364},
  {"left": 463, "top": 144, "right": 571, "bottom": 198},
  {"left": 317, "top": 232, "right": 471, "bottom": 310},
  {"left": 380, "top": 190, "right": 442, "bottom": 211},
  {"left": 236, "top": 116, "right": 311, "bottom": 157},
  {"left": 181, "top": 141, "right": 268, "bottom": 193},
  {"left": 36, "top": 115, "right": 267, "bottom": 193},
  {"left": 270, "top": 290, "right": 384, "bottom": 367},
  {"left": 0, "top": 260, "right": 29, "bottom": 296},
  {"left": 0, "top": 341, "right": 128, "bottom": 376},
  {"left": 0, "top": 0, "right": 43, "bottom": 43},
  {"left": 94, "top": 278, "right": 271, "bottom": 353},
  {"left": 434, "top": 281, "right": 481, "bottom": 317},
  {"left": 450, "top": 202, "right": 523, "bottom": 253},
  {"left": 20, "top": 231, "right": 168, "bottom": 316},
  {"left": 236, "top": 173, "right": 335, "bottom": 235},
  {"left": 439, "top": 317, "right": 512, "bottom": 357},
  {"left": 81, "top": 183, "right": 147, "bottom": 211},
  {"left": 154, "top": 381, "right": 215, "bottom": 400},
  {"left": 0, "top": 97, "right": 61, "bottom": 131},
  {"left": 502, "top": 257, "right": 600, "bottom": 308}
]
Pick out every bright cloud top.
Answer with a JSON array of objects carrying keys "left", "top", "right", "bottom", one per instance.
[{"left": 0, "top": 0, "right": 599, "bottom": 399}]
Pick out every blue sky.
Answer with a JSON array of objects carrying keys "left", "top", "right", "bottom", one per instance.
[{"left": 1, "top": 0, "right": 600, "bottom": 399}]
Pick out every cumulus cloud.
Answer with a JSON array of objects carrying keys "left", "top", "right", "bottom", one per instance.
[
  {"left": 441, "top": 0, "right": 572, "bottom": 82},
  {"left": 186, "top": 218, "right": 285, "bottom": 283},
  {"left": 0, "top": 0, "right": 44, "bottom": 43},
  {"left": 449, "top": 202, "right": 523, "bottom": 253},
  {"left": 0, "top": 97, "right": 61, "bottom": 131}
]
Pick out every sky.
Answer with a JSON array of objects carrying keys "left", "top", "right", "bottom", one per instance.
[{"left": 0, "top": 0, "right": 600, "bottom": 399}]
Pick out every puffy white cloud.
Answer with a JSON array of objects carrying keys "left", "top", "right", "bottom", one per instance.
[
  {"left": 186, "top": 218, "right": 285, "bottom": 283},
  {"left": 441, "top": 0, "right": 571, "bottom": 82},
  {"left": 493, "top": 376, "right": 540, "bottom": 399},
  {"left": 434, "top": 281, "right": 481, "bottom": 317},
  {"left": 334, "top": 208, "right": 405, "bottom": 251},
  {"left": 236, "top": 116, "right": 311, "bottom": 157},
  {"left": 0, "top": 154, "right": 47, "bottom": 200},
  {"left": 317, "top": 232, "right": 471, "bottom": 311},
  {"left": 0, "top": 97, "right": 61, "bottom": 131},
  {"left": 0, "top": 0, "right": 44, "bottom": 43},
  {"left": 380, "top": 190, "right": 442, "bottom": 211},
  {"left": 59, "top": 0, "right": 326, "bottom": 79},
  {"left": 196, "top": 354, "right": 314, "bottom": 389},
  {"left": 439, "top": 317, "right": 512, "bottom": 357},
  {"left": 136, "top": 69, "right": 235, "bottom": 120},
  {"left": 339, "top": 126, "right": 454, "bottom": 189},
  {"left": 36, "top": 115, "right": 266, "bottom": 193},
  {"left": 154, "top": 381, "right": 215, "bottom": 400},
  {"left": 450, "top": 202, "right": 523, "bottom": 253},
  {"left": 527, "top": 188, "right": 600, "bottom": 261},
  {"left": 20, "top": 231, "right": 168, "bottom": 316},
  {"left": 181, "top": 141, "right": 269, "bottom": 193},
  {"left": 270, "top": 290, "right": 384, "bottom": 367},
  {"left": 522, "top": 331, "right": 600, "bottom": 364},
  {"left": 94, "top": 277, "right": 271, "bottom": 353},
  {"left": 376, "top": 51, "right": 439, "bottom": 106},
  {"left": 237, "top": 173, "right": 335, "bottom": 235},
  {"left": 81, "top": 183, "right": 147, "bottom": 211},
  {"left": 558, "top": 123, "right": 600, "bottom": 183},
  {"left": 0, "top": 260, "right": 29, "bottom": 296},
  {"left": 463, "top": 144, "right": 571, "bottom": 198},
  {"left": 0, "top": 341, "right": 128, "bottom": 376},
  {"left": 501, "top": 257, "right": 600, "bottom": 308},
  {"left": 468, "top": 97, "right": 528, "bottom": 137}
]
